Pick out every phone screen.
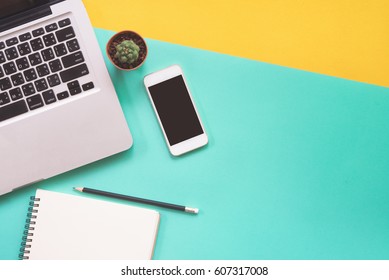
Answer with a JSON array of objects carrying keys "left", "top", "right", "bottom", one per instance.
[{"left": 148, "top": 75, "right": 204, "bottom": 146}]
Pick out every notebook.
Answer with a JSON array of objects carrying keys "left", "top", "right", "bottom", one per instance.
[{"left": 20, "top": 189, "right": 160, "bottom": 260}]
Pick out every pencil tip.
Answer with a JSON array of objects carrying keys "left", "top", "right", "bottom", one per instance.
[
  {"left": 185, "top": 207, "right": 199, "bottom": 214},
  {"left": 74, "top": 187, "right": 83, "bottom": 192}
]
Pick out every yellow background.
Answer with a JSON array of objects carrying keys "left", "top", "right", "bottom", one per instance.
[{"left": 83, "top": 0, "right": 389, "bottom": 87}]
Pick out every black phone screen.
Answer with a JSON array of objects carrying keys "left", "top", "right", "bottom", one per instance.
[{"left": 148, "top": 75, "right": 204, "bottom": 146}]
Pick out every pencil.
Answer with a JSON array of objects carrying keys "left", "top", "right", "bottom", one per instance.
[{"left": 74, "top": 187, "right": 199, "bottom": 214}]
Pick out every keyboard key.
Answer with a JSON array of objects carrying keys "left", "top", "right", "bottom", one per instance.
[
  {"left": 17, "top": 42, "right": 32, "bottom": 56},
  {"left": 43, "top": 33, "right": 57, "bottom": 47},
  {"left": 11, "top": 73, "right": 25, "bottom": 87},
  {"left": 34, "top": 78, "right": 48, "bottom": 92},
  {"left": 28, "top": 52, "right": 42, "bottom": 66},
  {"left": 36, "top": 64, "right": 50, "bottom": 77},
  {"left": 60, "top": 63, "right": 89, "bottom": 83},
  {"left": 0, "top": 51, "right": 5, "bottom": 63},
  {"left": 58, "top": 18, "right": 71, "bottom": 28},
  {"left": 49, "top": 59, "right": 62, "bottom": 72},
  {"left": 66, "top": 39, "right": 80, "bottom": 52},
  {"left": 0, "top": 66, "right": 3, "bottom": 78},
  {"left": 30, "top": 38, "right": 44, "bottom": 51},
  {"left": 45, "top": 23, "right": 58, "bottom": 33},
  {"left": 41, "top": 48, "right": 55, "bottom": 61},
  {"left": 62, "top": 51, "right": 84, "bottom": 68},
  {"left": 54, "top": 43, "right": 67, "bottom": 57},
  {"left": 68, "top": 81, "right": 81, "bottom": 95},
  {"left": 57, "top": 91, "right": 69, "bottom": 100},
  {"left": 82, "top": 82, "right": 94, "bottom": 91},
  {"left": 22, "top": 83, "right": 36, "bottom": 96},
  {"left": 0, "top": 99, "right": 28, "bottom": 122},
  {"left": 23, "top": 68, "right": 37, "bottom": 82},
  {"left": 42, "top": 89, "right": 56, "bottom": 105},
  {"left": 9, "top": 88, "right": 23, "bottom": 101},
  {"left": 0, "top": 42, "right": 5, "bottom": 50},
  {"left": 55, "top": 26, "right": 75, "bottom": 42},
  {"left": 0, "top": 77, "right": 12, "bottom": 91},
  {"left": 32, "top": 28, "right": 45, "bottom": 37},
  {"left": 47, "top": 74, "right": 61, "bottom": 87},
  {"left": 67, "top": 80, "right": 79, "bottom": 89},
  {"left": 27, "top": 94, "right": 44, "bottom": 110},
  {"left": 6, "top": 37, "right": 18, "bottom": 47},
  {"left": 5, "top": 47, "right": 18, "bottom": 60},
  {"left": 3, "top": 61, "right": 17, "bottom": 75},
  {"left": 16, "top": 57, "right": 30, "bottom": 71},
  {"left": 0, "top": 92, "right": 10, "bottom": 106},
  {"left": 69, "top": 86, "right": 82, "bottom": 95},
  {"left": 19, "top": 32, "right": 32, "bottom": 42}
]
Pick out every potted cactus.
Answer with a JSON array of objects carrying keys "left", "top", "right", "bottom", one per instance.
[{"left": 106, "top": 30, "right": 148, "bottom": 71}]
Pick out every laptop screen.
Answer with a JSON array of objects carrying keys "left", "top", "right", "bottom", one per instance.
[{"left": 0, "top": 0, "right": 50, "bottom": 19}]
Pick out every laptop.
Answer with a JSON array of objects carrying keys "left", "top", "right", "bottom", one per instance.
[{"left": 0, "top": 0, "right": 133, "bottom": 196}]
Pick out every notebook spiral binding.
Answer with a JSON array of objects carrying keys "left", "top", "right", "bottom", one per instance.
[{"left": 19, "top": 196, "right": 40, "bottom": 260}]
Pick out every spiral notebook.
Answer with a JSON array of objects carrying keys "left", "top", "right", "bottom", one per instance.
[{"left": 20, "top": 189, "right": 160, "bottom": 260}]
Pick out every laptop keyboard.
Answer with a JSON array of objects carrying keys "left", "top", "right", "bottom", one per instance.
[{"left": 0, "top": 18, "right": 95, "bottom": 122}]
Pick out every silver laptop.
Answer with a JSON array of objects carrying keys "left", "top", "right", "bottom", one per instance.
[{"left": 0, "top": 0, "right": 133, "bottom": 195}]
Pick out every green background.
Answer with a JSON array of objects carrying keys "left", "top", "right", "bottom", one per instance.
[{"left": 1, "top": 28, "right": 389, "bottom": 259}]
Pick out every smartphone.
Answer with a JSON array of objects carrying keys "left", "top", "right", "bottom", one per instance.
[{"left": 144, "top": 65, "right": 208, "bottom": 156}]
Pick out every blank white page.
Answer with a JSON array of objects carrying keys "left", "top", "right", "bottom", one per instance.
[{"left": 25, "top": 189, "right": 159, "bottom": 260}]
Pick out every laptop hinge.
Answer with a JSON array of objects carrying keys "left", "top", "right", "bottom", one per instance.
[
  {"left": 0, "top": 9, "right": 52, "bottom": 33},
  {"left": 0, "top": 0, "right": 65, "bottom": 33}
]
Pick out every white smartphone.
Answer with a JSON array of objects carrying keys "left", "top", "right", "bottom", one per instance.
[{"left": 144, "top": 65, "right": 208, "bottom": 156}]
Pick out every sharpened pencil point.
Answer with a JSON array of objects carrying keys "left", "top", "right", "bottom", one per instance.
[
  {"left": 185, "top": 207, "right": 199, "bottom": 214},
  {"left": 74, "top": 187, "right": 84, "bottom": 192}
]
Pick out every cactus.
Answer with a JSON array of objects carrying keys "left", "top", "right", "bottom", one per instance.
[{"left": 115, "top": 40, "right": 140, "bottom": 64}]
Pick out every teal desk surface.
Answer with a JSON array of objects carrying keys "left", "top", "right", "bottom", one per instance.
[{"left": 1, "top": 28, "right": 389, "bottom": 260}]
